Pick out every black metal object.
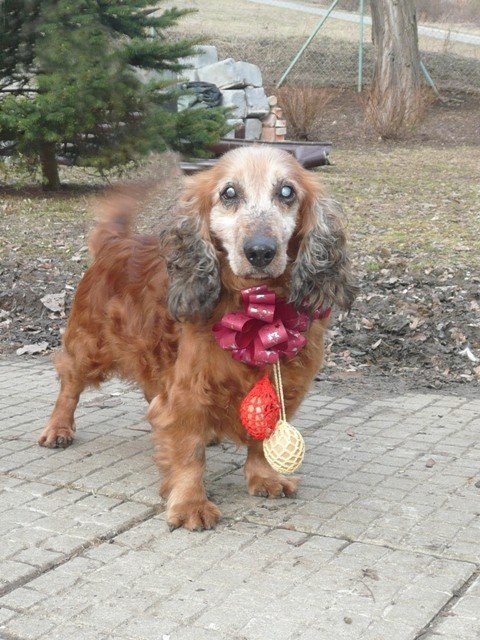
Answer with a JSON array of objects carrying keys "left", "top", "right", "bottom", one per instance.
[
  {"left": 180, "top": 138, "right": 332, "bottom": 174},
  {"left": 179, "top": 81, "right": 222, "bottom": 108}
]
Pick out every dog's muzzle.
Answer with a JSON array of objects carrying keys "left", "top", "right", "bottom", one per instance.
[{"left": 243, "top": 235, "right": 277, "bottom": 269}]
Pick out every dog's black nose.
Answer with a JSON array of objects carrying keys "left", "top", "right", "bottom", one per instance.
[{"left": 243, "top": 235, "right": 277, "bottom": 268}]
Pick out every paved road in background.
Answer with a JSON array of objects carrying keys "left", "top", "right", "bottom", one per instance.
[
  {"left": 246, "top": 0, "right": 480, "bottom": 46},
  {"left": 1, "top": 357, "right": 480, "bottom": 639}
]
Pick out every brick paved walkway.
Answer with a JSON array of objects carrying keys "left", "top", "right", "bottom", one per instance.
[{"left": 0, "top": 357, "right": 479, "bottom": 640}]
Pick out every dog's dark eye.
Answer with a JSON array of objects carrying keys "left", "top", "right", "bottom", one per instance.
[
  {"left": 279, "top": 185, "right": 295, "bottom": 200},
  {"left": 221, "top": 186, "right": 237, "bottom": 200}
]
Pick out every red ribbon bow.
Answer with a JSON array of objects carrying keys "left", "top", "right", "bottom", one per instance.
[{"left": 212, "top": 285, "right": 331, "bottom": 366}]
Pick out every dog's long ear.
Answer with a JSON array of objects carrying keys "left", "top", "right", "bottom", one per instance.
[
  {"left": 161, "top": 170, "right": 221, "bottom": 321},
  {"left": 289, "top": 176, "right": 358, "bottom": 313}
]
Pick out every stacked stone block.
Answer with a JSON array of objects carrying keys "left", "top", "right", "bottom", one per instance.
[
  {"left": 178, "top": 46, "right": 286, "bottom": 141},
  {"left": 261, "top": 95, "right": 287, "bottom": 142}
]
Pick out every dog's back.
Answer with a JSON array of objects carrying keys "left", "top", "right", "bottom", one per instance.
[{"left": 58, "top": 194, "right": 174, "bottom": 397}]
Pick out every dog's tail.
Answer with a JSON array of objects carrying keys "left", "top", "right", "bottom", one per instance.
[{"left": 89, "top": 191, "right": 140, "bottom": 258}]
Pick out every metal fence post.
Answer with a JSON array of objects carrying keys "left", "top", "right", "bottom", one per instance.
[
  {"left": 357, "top": 0, "right": 364, "bottom": 92},
  {"left": 420, "top": 60, "right": 442, "bottom": 98},
  {"left": 276, "top": 0, "right": 340, "bottom": 88}
]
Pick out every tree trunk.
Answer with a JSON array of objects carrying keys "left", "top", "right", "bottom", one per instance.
[
  {"left": 39, "top": 141, "right": 61, "bottom": 191},
  {"left": 369, "top": 0, "right": 424, "bottom": 137}
]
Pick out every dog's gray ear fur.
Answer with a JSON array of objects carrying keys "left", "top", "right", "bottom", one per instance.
[
  {"left": 289, "top": 196, "right": 358, "bottom": 313},
  {"left": 160, "top": 170, "right": 221, "bottom": 321},
  {"left": 163, "top": 216, "right": 220, "bottom": 321}
]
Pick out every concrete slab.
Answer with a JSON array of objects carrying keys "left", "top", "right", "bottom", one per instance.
[{"left": 0, "top": 357, "right": 479, "bottom": 639}]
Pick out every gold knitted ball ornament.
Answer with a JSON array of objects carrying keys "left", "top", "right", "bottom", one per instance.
[
  {"left": 263, "top": 419, "right": 305, "bottom": 474},
  {"left": 259, "top": 361, "right": 305, "bottom": 474}
]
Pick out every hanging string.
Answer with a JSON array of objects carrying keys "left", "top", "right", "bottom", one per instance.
[{"left": 273, "top": 362, "right": 286, "bottom": 422}]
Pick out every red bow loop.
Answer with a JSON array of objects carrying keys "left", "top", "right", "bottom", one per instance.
[{"left": 213, "top": 286, "right": 331, "bottom": 366}]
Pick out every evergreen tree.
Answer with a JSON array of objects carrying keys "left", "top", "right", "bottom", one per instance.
[{"left": 0, "top": 0, "right": 228, "bottom": 189}]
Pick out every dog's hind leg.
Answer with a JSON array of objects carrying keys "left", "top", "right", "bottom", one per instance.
[{"left": 38, "top": 348, "right": 99, "bottom": 449}]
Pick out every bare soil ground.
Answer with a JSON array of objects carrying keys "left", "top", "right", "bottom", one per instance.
[{"left": 310, "top": 88, "right": 480, "bottom": 149}]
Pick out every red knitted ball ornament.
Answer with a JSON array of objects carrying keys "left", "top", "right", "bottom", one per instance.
[{"left": 240, "top": 374, "right": 280, "bottom": 440}]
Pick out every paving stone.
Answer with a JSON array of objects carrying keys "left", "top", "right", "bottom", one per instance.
[
  {"left": 0, "top": 586, "right": 46, "bottom": 611},
  {"left": 423, "top": 573, "right": 480, "bottom": 639},
  {"left": 115, "top": 616, "right": 178, "bottom": 639},
  {"left": 1, "top": 614, "right": 55, "bottom": 639},
  {"left": 0, "top": 607, "right": 16, "bottom": 625},
  {"left": 1, "top": 358, "right": 480, "bottom": 639}
]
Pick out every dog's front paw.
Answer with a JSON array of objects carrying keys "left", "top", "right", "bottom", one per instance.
[
  {"left": 247, "top": 474, "right": 299, "bottom": 499},
  {"left": 38, "top": 421, "right": 75, "bottom": 448},
  {"left": 167, "top": 499, "right": 221, "bottom": 532}
]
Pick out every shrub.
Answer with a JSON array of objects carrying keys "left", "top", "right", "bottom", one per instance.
[
  {"left": 363, "top": 85, "right": 435, "bottom": 140},
  {"left": 275, "top": 86, "right": 339, "bottom": 140}
]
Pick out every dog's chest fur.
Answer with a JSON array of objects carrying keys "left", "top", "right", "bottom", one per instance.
[{"left": 152, "top": 319, "right": 326, "bottom": 443}]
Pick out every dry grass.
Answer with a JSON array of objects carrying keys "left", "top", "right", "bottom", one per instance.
[
  {"left": 416, "top": 0, "right": 480, "bottom": 26},
  {"left": 0, "top": 154, "right": 181, "bottom": 260},
  {"left": 363, "top": 86, "right": 436, "bottom": 140},
  {"left": 275, "top": 86, "right": 339, "bottom": 140},
  {"left": 324, "top": 146, "right": 480, "bottom": 272}
]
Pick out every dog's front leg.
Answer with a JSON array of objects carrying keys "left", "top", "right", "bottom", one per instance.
[
  {"left": 148, "top": 397, "right": 221, "bottom": 531},
  {"left": 245, "top": 439, "right": 299, "bottom": 498}
]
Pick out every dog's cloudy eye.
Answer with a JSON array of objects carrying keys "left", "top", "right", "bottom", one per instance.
[
  {"left": 222, "top": 186, "right": 237, "bottom": 199},
  {"left": 280, "top": 185, "right": 294, "bottom": 199}
]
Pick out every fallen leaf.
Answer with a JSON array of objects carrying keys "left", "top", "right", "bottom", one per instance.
[
  {"left": 459, "top": 346, "right": 479, "bottom": 363},
  {"left": 362, "top": 568, "right": 380, "bottom": 581},
  {"left": 425, "top": 458, "right": 436, "bottom": 468},
  {"left": 16, "top": 341, "right": 49, "bottom": 355},
  {"left": 41, "top": 292, "right": 65, "bottom": 314}
]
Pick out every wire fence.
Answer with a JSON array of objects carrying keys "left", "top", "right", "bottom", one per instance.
[{"left": 171, "top": 0, "right": 480, "bottom": 94}]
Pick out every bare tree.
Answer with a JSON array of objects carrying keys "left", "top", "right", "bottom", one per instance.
[{"left": 368, "top": 0, "right": 426, "bottom": 137}]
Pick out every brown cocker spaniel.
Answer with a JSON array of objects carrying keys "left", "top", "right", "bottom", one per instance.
[{"left": 39, "top": 146, "right": 357, "bottom": 531}]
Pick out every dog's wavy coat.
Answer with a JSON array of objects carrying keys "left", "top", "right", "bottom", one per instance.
[{"left": 40, "top": 147, "right": 357, "bottom": 531}]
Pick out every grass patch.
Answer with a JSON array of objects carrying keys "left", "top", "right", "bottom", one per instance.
[
  {"left": 0, "top": 193, "right": 92, "bottom": 261},
  {"left": 320, "top": 145, "right": 480, "bottom": 271}
]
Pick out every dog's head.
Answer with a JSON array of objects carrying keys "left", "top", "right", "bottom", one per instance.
[{"left": 165, "top": 146, "right": 357, "bottom": 320}]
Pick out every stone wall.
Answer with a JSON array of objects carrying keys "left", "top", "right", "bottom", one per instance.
[{"left": 179, "top": 46, "right": 287, "bottom": 141}]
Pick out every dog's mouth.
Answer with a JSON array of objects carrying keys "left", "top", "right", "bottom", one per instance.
[
  {"left": 234, "top": 251, "right": 288, "bottom": 280},
  {"left": 235, "top": 263, "right": 286, "bottom": 280}
]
